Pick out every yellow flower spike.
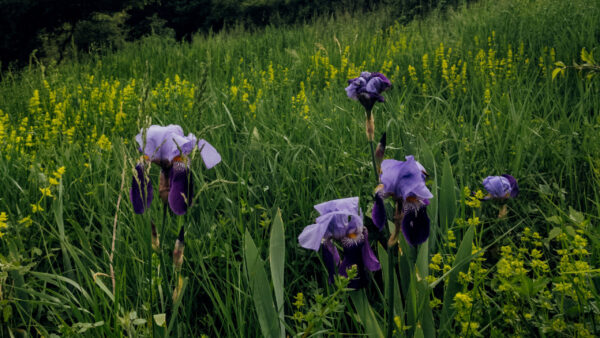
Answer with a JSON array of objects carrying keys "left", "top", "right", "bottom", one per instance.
[
  {"left": 31, "top": 204, "right": 44, "bottom": 213},
  {"left": 49, "top": 177, "right": 59, "bottom": 186},
  {"left": 39, "top": 187, "right": 53, "bottom": 197},
  {"left": 18, "top": 216, "right": 32, "bottom": 228}
]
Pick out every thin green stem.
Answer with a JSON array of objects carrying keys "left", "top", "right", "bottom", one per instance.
[{"left": 369, "top": 140, "right": 379, "bottom": 183}]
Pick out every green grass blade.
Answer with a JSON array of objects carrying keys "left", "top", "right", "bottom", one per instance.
[
  {"left": 439, "top": 225, "right": 475, "bottom": 335},
  {"left": 350, "top": 290, "right": 384, "bottom": 338},
  {"left": 244, "top": 229, "right": 280, "bottom": 338},
  {"left": 269, "top": 209, "right": 285, "bottom": 338},
  {"left": 439, "top": 156, "right": 456, "bottom": 233}
]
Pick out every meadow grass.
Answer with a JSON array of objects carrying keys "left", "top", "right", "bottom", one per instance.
[{"left": 0, "top": 0, "right": 599, "bottom": 336}]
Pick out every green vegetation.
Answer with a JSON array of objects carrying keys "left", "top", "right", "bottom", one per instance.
[{"left": 0, "top": 0, "right": 599, "bottom": 336}]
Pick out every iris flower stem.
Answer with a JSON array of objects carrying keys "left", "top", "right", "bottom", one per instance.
[
  {"left": 148, "top": 219, "right": 154, "bottom": 337},
  {"left": 369, "top": 141, "right": 379, "bottom": 183},
  {"left": 159, "top": 204, "right": 168, "bottom": 312}
]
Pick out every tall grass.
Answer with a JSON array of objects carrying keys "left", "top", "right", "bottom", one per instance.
[{"left": 0, "top": 0, "right": 599, "bottom": 335}]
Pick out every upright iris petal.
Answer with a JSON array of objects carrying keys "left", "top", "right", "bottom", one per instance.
[
  {"left": 380, "top": 156, "right": 433, "bottom": 203},
  {"left": 130, "top": 162, "right": 153, "bottom": 214},
  {"left": 198, "top": 139, "right": 222, "bottom": 169},
  {"left": 401, "top": 207, "right": 430, "bottom": 246},
  {"left": 135, "top": 125, "right": 197, "bottom": 164},
  {"left": 483, "top": 175, "right": 518, "bottom": 199},
  {"left": 168, "top": 161, "right": 193, "bottom": 215}
]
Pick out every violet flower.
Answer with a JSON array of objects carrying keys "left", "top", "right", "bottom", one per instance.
[
  {"left": 483, "top": 174, "right": 518, "bottom": 199},
  {"left": 129, "top": 124, "right": 221, "bottom": 215},
  {"left": 373, "top": 155, "right": 433, "bottom": 246},
  {"left": 298, "top": 197, "right": 381, "bottom": 288},
  {"left": 346, "top": 72, "right": 391, "bottom": 112}
]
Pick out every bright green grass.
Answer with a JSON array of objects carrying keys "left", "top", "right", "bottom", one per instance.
[{"left": 0, "top": 0, "right": 599, "bottom": 336}]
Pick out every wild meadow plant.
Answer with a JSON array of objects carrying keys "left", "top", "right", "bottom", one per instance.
[{"left": 130, "top": 124, "right": 221, "bottom": 334}]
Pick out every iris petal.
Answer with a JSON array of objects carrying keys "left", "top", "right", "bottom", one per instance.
[
  {"left": 168, "top": 163, "right": 193, "bottom": 215},
  {"left": 321, "top": 240, "right": 340, "bottom": 284},
  {"left": 130, "top": 163, "right": 153, "bottom": 214},
  {"left": 401, "top": 207, "right": 430, "bottom": 246},
  {"left": 372, "top": 192, "right": 387, "bottom": 231},
  {"left": 360, "top": 229, "right": 381, "bottom": 272},
  {"left": 198, "top": 139, "right": 222, "bottom": 169}
]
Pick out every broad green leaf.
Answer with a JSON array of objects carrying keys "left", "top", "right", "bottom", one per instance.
[
  {"left": 439, "top": 226, "right": 474, "bottom": 335},
  {"left": 416, "top": 241, "right": 429, "bottom": 282},
  {"left": 244, "top": 230, "right": 280, "bottom": 338},
  {"left": 269, "top": 209, "right": 285, "bottom": 338},
  {"left": 439, "top": 156, "right": 456, "bottom": 232},
  {"left": 350, "top": 290, "right": 384, "bottom": 338}
]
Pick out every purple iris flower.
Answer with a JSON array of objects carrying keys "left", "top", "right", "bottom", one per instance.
[
  {"left": 298, "top": 197, "right": 381, "bottom": 288},
  {"left": 129, "top": 124, "right": 221, "bottom": 215},
  {"left": 373, "top": 155, "right": 433, "bottom": 246},
  {"left": 483, "top": 174, "right": 518, "bottom": 199},
  {"left": 346, "top": 72, "right": 391, "bottom": 112}
]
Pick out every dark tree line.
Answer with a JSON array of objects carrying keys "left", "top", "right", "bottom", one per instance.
[{"left": 0, "top": 0, "right": 467, "bottom": 70}]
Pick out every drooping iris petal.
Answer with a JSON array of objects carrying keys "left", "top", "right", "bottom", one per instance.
[
  {"left": 338, "top": 242, "right": 367, "bottom": 289},
  {"left": 401, "top": 207, "right": 430, "bottom": 246},
  {"left": 198, "top": 139, "right": 222, "bottom": 169},
  {"left": 136, "top": 125, "right": 197, "bottom": 163},
  {"left": 502, "top": 174, "right": 519, "bottom": 198},
  {"left": 321, "top": 240, "right": 340, "bottom": 284},
  {"left": 372, "top": 192, "right": 387, "bottom": 231},
  {"left": 380, "top": 156, "right": 433, "bottom": 201},
  {"left": 360, "top": 229, "right": 381, "bottom": 271},
  {"left": 168, "top": 162, "right": 193, "bottom": 215},
  {"left": 483, "top": 175, "right": 512, "bottom": 199},
  {"left": 130, "top": 163, "right": 153, "bottom": 214}
]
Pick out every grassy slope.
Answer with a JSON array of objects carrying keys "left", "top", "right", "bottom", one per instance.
[{"left": 0, "top": 0, "right": 599, "bottom": 335}]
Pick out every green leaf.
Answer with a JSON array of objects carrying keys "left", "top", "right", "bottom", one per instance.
[
  {"left": 552, "top": 68, "right": 562, "bottom": 80},
  {"left": 377, "top": 244, "right": 402, "bottom": 315},
  {"left": 581, "top": 48, "right": 592, "bottom": 64},
  {"left": 545, "top": 215, "right": 562, "bottom": 225},
  {"left": 269, "top": 209, "right": 285, "bottom": 338},
  {"left": 548, "top": 227, "right": 562, "bottom": 240},
  {"left": 439, "top": 226, "right": 474, "bottom": 335},
  {"left": 439, "top": 156, "right": 456, "bottom": 233},
  {"left": 350, "top": 290, "right": 384, "bottom": 338},
  {"left": 244, "top": 230, "right": 280, "bottom": 338}
]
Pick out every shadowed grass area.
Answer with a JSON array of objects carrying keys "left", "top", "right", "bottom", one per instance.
[{"left": 0, "top": 0, "right": 599, "bottom": 336}]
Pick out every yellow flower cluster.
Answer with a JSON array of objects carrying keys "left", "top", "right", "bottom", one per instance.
[{"left": 0, "top": 212, "right": 8, "bottom": 238}]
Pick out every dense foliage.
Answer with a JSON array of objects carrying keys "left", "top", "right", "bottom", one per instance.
[
  {"left": 0, "top": 0, "right": 599, "bottom": 336},
  {"left": 1, "top": 0, "right": 471, "bottom": 69}
]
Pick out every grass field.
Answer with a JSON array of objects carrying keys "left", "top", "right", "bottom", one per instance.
[{"left": 0, "top": 0, "right": 599, "bottom": 336}]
